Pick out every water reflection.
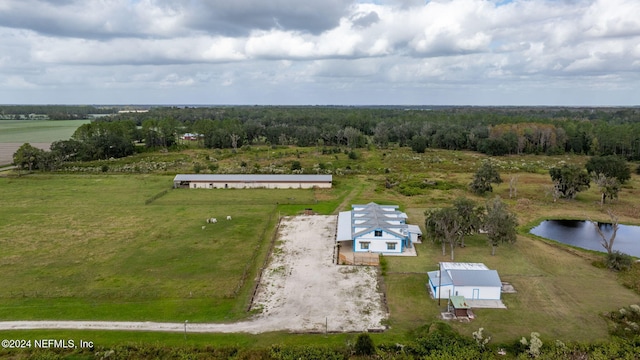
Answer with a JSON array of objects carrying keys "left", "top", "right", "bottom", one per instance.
[{"left": 530, "top": 220, "right": 640, "bottom": 257}]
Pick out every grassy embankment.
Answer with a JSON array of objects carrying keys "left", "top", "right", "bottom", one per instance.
[{"left": 1, "top": 145, "right": 639, "bottom": 349}]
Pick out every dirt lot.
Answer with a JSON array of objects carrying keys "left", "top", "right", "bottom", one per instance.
[
  {"left": 0, "top": 143, "right": 51, "bottom": 166},
  {"left": 249, "top": 215, "right": 387, "bottom": 333},
  {"left": 0, "top": 215, "right": 387, "bottom": 334}
]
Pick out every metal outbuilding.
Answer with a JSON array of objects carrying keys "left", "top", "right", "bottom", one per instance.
[{"left": 173, "top": 174, "right": 332, "bottom": 189}]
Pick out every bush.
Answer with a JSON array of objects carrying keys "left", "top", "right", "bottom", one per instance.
[
  {"left": 270, "top": 344, "right": 346, "bottom": 360},
  {"left": 354, "top": 333, "right": 375, "bottom": 356},
  {"left": 607, "top": 251, "right": 634, "bottom": 271},
  {"left": 290, "top": 160, "right": 302, "bottom": 171}
]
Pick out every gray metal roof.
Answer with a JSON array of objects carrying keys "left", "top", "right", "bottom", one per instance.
[
  {"left": 336, "top": 211, "right": 353, "bottom": 241},
  {"left": 173, "top": 174, "right": 332, "bottom": 182},
  {"left": 449, "top": 270, "right": 502, "bottom": 287},
  {"left": 428, "top": 270, "right": 453, "bottom": 286},
  {"left": 351, "top": 202, "right": 408, "bottom": 239}
]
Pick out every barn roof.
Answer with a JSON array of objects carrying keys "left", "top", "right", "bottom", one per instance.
[
  {"left": 448, "top": 269, "right": 502, "bottom": 287},
  {"left": 173, "top": 174, "right": 332, "bottom": 182}
]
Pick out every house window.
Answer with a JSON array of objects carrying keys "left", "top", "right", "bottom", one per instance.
[
  {"left": 386, "top": 242, "right": 396, "bottom": 250},
  {"left": 374, "top": 230, "right": 383, "bottom": 237},
  {"left": 360, "top": 242, "right": 370, "bottom": 250}
]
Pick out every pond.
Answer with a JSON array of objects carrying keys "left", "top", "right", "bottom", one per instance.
[{"left": 530, "top": 220, "right": 640, "bottom": 257}]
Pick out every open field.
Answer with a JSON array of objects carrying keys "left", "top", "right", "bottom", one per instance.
[
  {"left": 0, "top": 174, "right": 332, "bottom": 322},
  {"left": 1, "top": 147, "right": 640, "bottom": 349},
  {"left": 0, "top": 120, "right": 89, "bottom": 165}
]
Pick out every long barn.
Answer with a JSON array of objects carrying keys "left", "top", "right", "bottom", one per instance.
[{"left": 173, "top": 174, "right": 332, "bottom": 189}]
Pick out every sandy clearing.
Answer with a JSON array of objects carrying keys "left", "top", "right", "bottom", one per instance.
[
  {"left": 249, "top": 215, "right": 387, "bottom": 333},
  {"left": 0, "top": 215, "right": 387, "bottom": 334}
]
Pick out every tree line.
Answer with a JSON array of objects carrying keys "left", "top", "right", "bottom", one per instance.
[
  {"left": 0, "top": 105, "right": 116, "bottom": 120},
  {"left": 11, "top": 106, "right": 640, "bottom": 172},
  {"left": 100, "top": 106, "right": 640, "bottom": 160}
]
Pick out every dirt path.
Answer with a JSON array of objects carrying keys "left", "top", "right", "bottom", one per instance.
[
  {"left": 332, "top": 177, "right": 366, "bottom": 214},
  {"left": 0, "top": 216, "right": 387, "bottom": 334}
]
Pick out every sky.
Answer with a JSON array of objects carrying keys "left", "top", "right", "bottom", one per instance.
[{"left": 0, "top": 0, "right": 638, "bottom": 106}]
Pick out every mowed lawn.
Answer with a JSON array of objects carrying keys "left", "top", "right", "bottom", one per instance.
[{"left": 0, "top": 174, "right": 316, "bottom": 322}]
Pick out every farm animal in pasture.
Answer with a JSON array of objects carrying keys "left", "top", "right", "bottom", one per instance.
[
  {"left": 206, "top": 217, "right": 217, "bottom": 224},
  {"left": 226, "top": 215, "right": 232, "bottom": 220}
]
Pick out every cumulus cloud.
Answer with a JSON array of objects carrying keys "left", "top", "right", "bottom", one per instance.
[{"left": 0, "top": 0, "right": 638, "bottom": 104}]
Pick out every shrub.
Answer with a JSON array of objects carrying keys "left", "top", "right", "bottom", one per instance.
[
  {"left": 354, "top": 333, "right": 375, "bottom": 356},
  {"left": 290, "top": 160, "right": 302, "bottom": 171},
  {"left": 606, "top": 251, "right": 634, "bottom": 271}
]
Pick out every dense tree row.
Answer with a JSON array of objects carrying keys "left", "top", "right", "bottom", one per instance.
[
  {"left": 101, "top": 106, "right": 640, "bottom": 160},
  {"left": 0, "top": 105, "right": 116, "bottom": 120}
]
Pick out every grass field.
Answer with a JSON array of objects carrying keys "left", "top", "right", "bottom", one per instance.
[
  {"left": 0, "top": 174, "right": 335, "bottom": 322},
  {"left": 1, "top": 146, "right": 640, "bottom": 348},
  {"left": 0, "top": 120, "right": 89, "bottom": 143}
]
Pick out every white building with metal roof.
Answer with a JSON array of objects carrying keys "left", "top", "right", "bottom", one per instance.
[
  {"left": 427, "top": 262, "right": 502, "bottom": 300},
  {"left": 336, "top": 202, "right": 422, "bottom": 255},
  {"left": 173, "top": 174, "right": 332, "bottom": 189}
]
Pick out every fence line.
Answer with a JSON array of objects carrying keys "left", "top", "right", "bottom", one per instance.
[
  {"left": 246, "top": 214, "right": 282, "bottom": 311},
  {"left": 144, "top": 189, "right": 169, "bottom": 205}
]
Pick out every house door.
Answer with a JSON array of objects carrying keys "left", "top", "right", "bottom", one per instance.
[{"left": 473, "top": 289, "right": 480, "bottom": 299}]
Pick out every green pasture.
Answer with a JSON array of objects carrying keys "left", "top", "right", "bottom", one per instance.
[
  {"left": 0, "top": 174, "right": 331, "bottom": 322},
  {"left": 1, "top": 148, "right": 640, "bottom": 348},
  {"left": 0, "top": 120, "right": 89, "bottom": 143}
]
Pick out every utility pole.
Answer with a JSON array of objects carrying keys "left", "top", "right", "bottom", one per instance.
[{"left": 438, "top": 262, "right": 442, "bottom": 306}]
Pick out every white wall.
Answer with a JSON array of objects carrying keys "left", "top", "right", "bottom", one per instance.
[
  {"left": 430, "top": 282, "right": 455, "bottom": 299},
  {"left": 354, "top": 230, "right": 402, "bottom": 253},
  {"left": 453, "top": 286, "right": 501, "bottom": 300},
  {"left": 189, "top": 181, "right": 330, "bottom": 189}
]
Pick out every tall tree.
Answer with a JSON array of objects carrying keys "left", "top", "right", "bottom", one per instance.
[
  {"left": 591, "top": 172, "right": 620, "bottom": 205},
  {"left": 13, "top": 143, "right": 45, "bottom": 172},
  {"left": 484, "top": 197, "right": 518, "bottom": 255},
  {"left": 469, "top": 160, "right": 502, "bottom": 195},
  {"left": 585, "top": 155, "right": 631, "bottom": 184},
  {"left": 549, "top": 164, "right": 590, "bottom": 199},
  {"left": 452, "top": 197, "right": 484, "bottom": 247},
  {"left": 590, "top": 209, "right": 619, "bottom": 255},
  {"left": 425, "top": 207, "right": 463, "bottom": 260}
]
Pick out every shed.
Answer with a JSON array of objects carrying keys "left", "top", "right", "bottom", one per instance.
[
  {"left": 448, "top": 295, "right": 471, "bottom": 317},
  {"left": 428, "top": 262, "right": 502, "bottom": 300},
  {"left": 173, "top": 174, "right": 332, "bottom": 189}
]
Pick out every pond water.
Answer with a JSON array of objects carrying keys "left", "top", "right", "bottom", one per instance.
[{"left": 530, "top": 220, "right": 640, "bottom": 257}]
